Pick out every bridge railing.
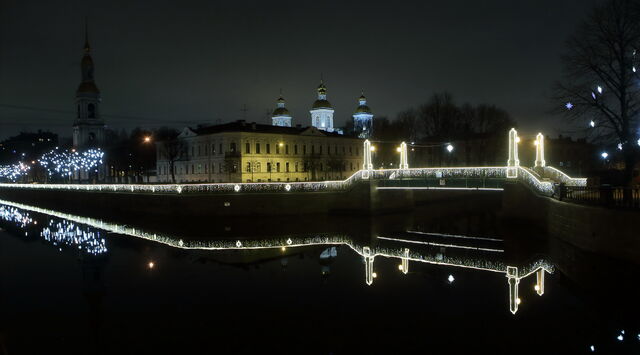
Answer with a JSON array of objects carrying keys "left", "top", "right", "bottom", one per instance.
[
  {"left": 542, "top": 166, "right": 587, "bottom": 187},
  {"left": 0, "top": 166, "right": 584, "bottom": 197},
  {"left": 562, "top": 186, "right": 640, "bottom": 209},
  {"left": 517, "top": 167, "right": 554, "bottom": 196}
]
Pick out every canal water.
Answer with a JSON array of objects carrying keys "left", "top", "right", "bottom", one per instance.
[{"left": 0, "top": 199, "right": 638, "bottom": 354}]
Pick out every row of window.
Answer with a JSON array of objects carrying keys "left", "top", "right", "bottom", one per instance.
[
  {"left": 186, "top": 141, "right": 360, "bottom": 158},
  {"left": 159, "top": 161, "right": 360, "bottom": 176}
]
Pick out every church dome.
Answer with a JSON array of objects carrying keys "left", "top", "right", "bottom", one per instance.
[
  {"left": 354, "top": 105, "right": 371, "bottom": 114},
  {"left": 77, "top": 81, "right": 100, "bottom": 94},
  {"left": 272, "top": 107, "right": 291, "bottom": 117},
  {"left": 312, "top": 99, "right": 333, "bottom": 110}
]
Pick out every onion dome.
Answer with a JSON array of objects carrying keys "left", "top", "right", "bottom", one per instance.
[
  {"left": 354, "top": 93, "right": 371, "bottom": 114},
  {"left": 272, "top": 96, "right": 291, "bottom": 117},
  {"left": 312, "top": 80, "right": 332, "bottom": 109}
]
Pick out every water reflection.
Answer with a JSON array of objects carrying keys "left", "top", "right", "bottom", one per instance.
[{"left": 0, "top": 198, "right": 552, "bottom": 315}]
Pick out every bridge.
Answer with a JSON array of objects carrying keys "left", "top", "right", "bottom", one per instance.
[{"left": 0, "top": 128, "right": 586, "bottom": 199}]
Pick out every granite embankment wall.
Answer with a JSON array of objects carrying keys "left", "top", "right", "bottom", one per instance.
[
  {"left": 0, "top": 183, "right": 506, "bottom": 222},
  {"left": 503, "top": 182, "right": 640, "bottom": 264},
  {"left": 0, "top": 181, "right": 413, "bottom": 219}
]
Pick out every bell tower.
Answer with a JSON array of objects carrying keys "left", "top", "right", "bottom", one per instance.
[
  {"left": 309, "top": 79, "right": 335, "bottom": 132},
  {"left": 73, "top": 19, "right": 105, "bottom": 149}
]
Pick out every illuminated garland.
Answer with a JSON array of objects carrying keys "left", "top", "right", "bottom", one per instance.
[
  {"left": 0, "top": 164, "right": 578, "bottom": 199},
  {"left": 38, "top": 148, "right": 104, "bottom": 178},
  {"left": 0, "top": 162, "right": 30, "bottom": 182},
  {"left": 543, "top": 166, "right": 587, "bottom": 186}
]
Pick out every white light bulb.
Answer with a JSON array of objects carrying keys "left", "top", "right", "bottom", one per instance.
[
  {"left": 601, "top": 152, "right": 609, "bottom": 159},
  {"left": 446, "top": 144, "right": 454, "bottom": 152},
  {"left": 447, "top": 274, "right": 455, "bottom": 283},
  {"left": 590, "top": 120, "right": 595, "bottom": 128},
  {"left": 597, "top": 85, "right": 603, "bottom": 94},
  {"left": 565, "top": 102, "right": 573, "bottom": 110}
]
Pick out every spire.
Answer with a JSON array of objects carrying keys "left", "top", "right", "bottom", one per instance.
[{"left": 84, "top": 17, "right": 91, "bottom": 53}]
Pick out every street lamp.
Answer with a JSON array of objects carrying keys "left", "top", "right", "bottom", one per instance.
[
  {"left": 601, "top": 152, "right": 609, "bottom": 159},
  {"left": 446, "top": 144, "right": 454, "bottom": 153},
  {"left": 143, "top": 136, "right": 152, "bottom": 143}
]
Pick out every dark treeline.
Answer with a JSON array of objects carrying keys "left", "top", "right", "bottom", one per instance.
[
  {"left": 362, "top": 92, "right": 516, "bottom": 168},
  {"left": 102, "top": 126, "right": 178, "bottom": 182}
]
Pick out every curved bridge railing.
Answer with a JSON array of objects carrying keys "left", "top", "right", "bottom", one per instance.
[{"left": 0, "top": 165, "right": 580, "bottom": 197}]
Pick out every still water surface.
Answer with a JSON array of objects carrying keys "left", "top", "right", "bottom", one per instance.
[{"left": 0, "top": 199, "right": 638, "bottom": 354}]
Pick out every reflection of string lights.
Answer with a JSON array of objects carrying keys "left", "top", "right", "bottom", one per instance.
[
  {"left": 40, "top": 220, "right": 107, "bottom": 255},
  {"left": 0, "top": 204, "right": 107, "bottom": 255}
]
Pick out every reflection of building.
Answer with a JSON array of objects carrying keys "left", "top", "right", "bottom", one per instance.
[
  {"left": 352, "top": 93, "right": 374, "bottom": 139},
  {"left": 72, "top": 23, "right": 105, "bottom": 150},
  {"left": 156, "top": 120, "right": 363, "bottom": 183}
]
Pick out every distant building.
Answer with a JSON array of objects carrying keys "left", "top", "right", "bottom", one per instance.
[
  {"left": 156, "top": 120, "right": 364, "bottom": 183},
  {"left": 310, "top": 81, "right": 342, "bottom": 134},
  {"left": 545, "top": 135, "right": 596, "bottom": 175},
  {"left": 271, "top": 95, "right": 292, "bottom": 127},
  {"left": 352, "top": 93, "right": 373, "bottom": 139},
  {"left": 72, "top": 23, "right": 105, "bottom": 150},
  {"left": 0, "top": 131, "right": 58, "bottom": 165}
]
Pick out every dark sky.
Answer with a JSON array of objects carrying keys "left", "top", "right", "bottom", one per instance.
[{"left": 0, "top": 0, "right": 594, "bottom": 140}]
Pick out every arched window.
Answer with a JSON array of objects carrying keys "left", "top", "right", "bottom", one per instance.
[{"left": 88, "top": 103, "right": 96, "bottom": 118}]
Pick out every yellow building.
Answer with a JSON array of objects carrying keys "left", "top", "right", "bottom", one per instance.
[{"left": 156, "top": 120, "right": 364, "bottom": 183}]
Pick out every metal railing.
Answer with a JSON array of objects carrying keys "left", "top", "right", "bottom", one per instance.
[{"left": 561, "top": 186, "right": 640, "bottom": 209}]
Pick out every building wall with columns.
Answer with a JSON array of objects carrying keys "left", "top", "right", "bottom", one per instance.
[{"left": 156, "top": 121, "right": 364, "bottom": 183}]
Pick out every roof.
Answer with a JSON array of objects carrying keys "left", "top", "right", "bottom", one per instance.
[
  {"left": 272, "top": 107, "right": 291, "bottom": 117},
  {"left": 76, "top": 81, "right": 100, "bottom": 94},
  {"left": 186, "top": 120, "right": 357, "bottom": 139},
  {"left": 311, "top": 99, "right": 333, "bottom": 110},
  {"left": 354, "top": 105, "right": 372, "bottom": 114}
]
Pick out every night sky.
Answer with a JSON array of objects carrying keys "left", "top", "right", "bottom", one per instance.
[{"left": 0, "top": 0, "right": 594, "bottom": 140}]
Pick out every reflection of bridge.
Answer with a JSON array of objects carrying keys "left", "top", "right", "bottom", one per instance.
[{"left": 0, "top": 198, "right": 553, "bottom": 314}]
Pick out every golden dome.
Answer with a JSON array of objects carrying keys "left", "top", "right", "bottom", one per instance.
[
  {"left": 312, "top": 99, "right": 332, "bottom": 109},
  {"left": 272, "top": 107, "right": 291, "bottom": 117}
]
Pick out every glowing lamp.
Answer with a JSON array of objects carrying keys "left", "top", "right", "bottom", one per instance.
[
  {"left": 446, "top": 144, "right": 454, "bottom": 153},
  {"left": 447, "top": 274, "right": 455, "bottom": 283},
  {"left": 370, "top": 146, "right": 376, "bottom": 152},
  {"left": 372, "top": 272, "right": 378, "bottom": 278},
  {"left": 515, "top": 137, "right": 521, "bottom": 143},
  {"left": 148, "top": 261, "right": 155, "bottom": 269},
  {"left": 597, "top": 85, "right": 603, "bottom": 94},
  {"left": 601, "top": 152, "right": 609, "bottom": 159},
  {"left": 590, "top": 120, "right": 595, "bottom": 128},
  {"left": 516, "top": 298, "right": 521, "bottom": 305},
  {"left": 396, "top": 147, "right": 401, "bottom": 152}
]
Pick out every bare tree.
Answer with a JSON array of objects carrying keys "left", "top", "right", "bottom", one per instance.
[
  {"left": 158, "top": 139, "right": 186, "bottom": 183},
  {"left": 553, "top": 0, "right": 640, "bottom": 186}
]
